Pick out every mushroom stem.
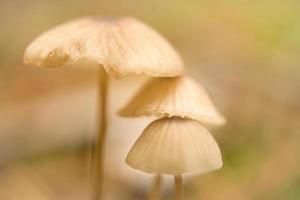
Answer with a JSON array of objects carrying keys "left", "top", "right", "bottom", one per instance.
[
  {"left": 94, "top": 66, "right": 109, "bottom": 200},
  {"left": 175, "top": 175, "right": 183, "bottom": 200},
  {"left": 148, "top": 175, "right": 162, "bottom": 200}
]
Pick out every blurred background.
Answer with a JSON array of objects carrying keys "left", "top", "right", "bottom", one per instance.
[{"left": 1, "top": 0, "right": 300, "bottom": 199}]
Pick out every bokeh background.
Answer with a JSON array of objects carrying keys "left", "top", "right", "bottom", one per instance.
[{"left": 1, "top": 0, "right": 300, "bottom": 199}]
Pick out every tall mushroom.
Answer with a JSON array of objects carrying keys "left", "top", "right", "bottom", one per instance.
[
  {"left": 24, "top": 16, "right": 183, "bottom": 200},
  {"left": 120, "top": 75, "right": 225, "bottom": 199}
]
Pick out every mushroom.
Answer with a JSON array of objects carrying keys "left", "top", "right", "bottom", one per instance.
[
  {"left": 126, "top": 117, "right": 222, "bottom": 175},
  {"left": 120, "top": 75, "right": 225, "bottom": 199},
  {"left": 126, "top": 117, "right": 222, "bottom": 199},
  {"left": 24, "top": 16, "right": 183, "bottom": 200},
  {"left": 120, "top": 75, "right": 226, "bottom": 126}
]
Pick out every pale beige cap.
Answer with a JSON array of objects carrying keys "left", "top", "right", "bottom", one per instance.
[
  {"left": 24, "top": 17, "right": 184, "bottom": 78},
  {"left": 126, "top": 117, "right": 223, "bottom": 175},
  {"left": 120, "top": 75, "right": 226, "bottom": 126}
]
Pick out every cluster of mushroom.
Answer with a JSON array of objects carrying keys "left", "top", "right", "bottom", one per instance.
[
  {"left": 120, "top": 76, "right": 225, "bottom": 199},
  {"left": 24, "top": 16, "right": 225, "bottom": 200}
]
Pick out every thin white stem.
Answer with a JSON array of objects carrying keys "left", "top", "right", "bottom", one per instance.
[
  {"left": 175, "top": 175, "right": 183, "bottom": 200},
  {"left": 148, "top": 175, "right": 162, "bottom": 200},
  {"left": 93, "top": 66, "right": 108, "bottom": 200}
]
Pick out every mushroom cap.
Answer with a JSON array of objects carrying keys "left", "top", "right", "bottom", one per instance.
[
  {"left": 126, "top": 117, "right": 223, "bottom": 175},
  {"left": 24, "top": 16, "right": 184, "bottom": 78},
  {"left": 119, "top": 76, "right": 226, "bottom": 126}
]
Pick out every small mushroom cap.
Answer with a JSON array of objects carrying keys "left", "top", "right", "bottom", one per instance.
[
  {"left": 126, "top": 117, "right": 223, "bottom": 175},
  {"left": 24, "top": 16, "right": 184, "bottom": 78},
  {"left": 119, "top": 76, "right": 226, "bottom": 126}
]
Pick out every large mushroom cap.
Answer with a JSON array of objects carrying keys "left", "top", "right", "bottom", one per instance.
[
  {"left": 126, "top": 117, "right": 223, "bottom": 175},
  {"left": 119, "top": 76, "right": 226, "bottom": 126},
  {"left": 24, "top": 16, "right": 184, "bottom": 78}
]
